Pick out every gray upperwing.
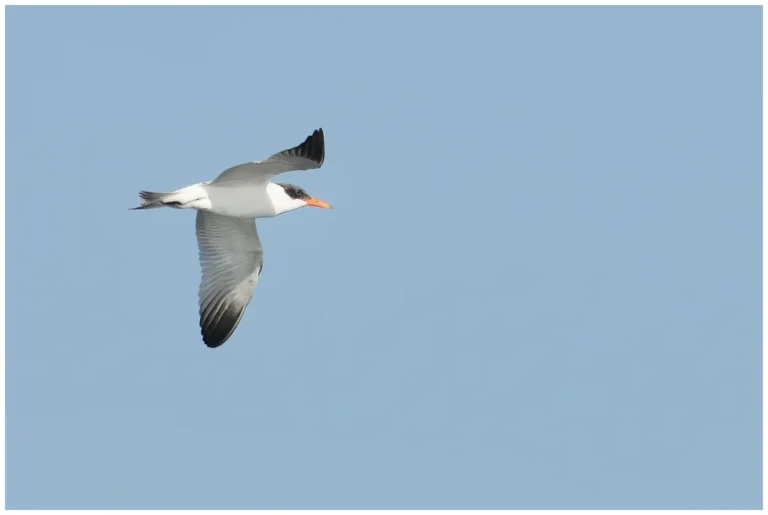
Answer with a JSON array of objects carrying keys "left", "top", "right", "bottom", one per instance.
[{"left": 211, "top": 128, "right": 325, "bottom": 186}]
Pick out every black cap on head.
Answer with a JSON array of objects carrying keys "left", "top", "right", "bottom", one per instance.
[{"left": 278, "top": 183, "right": 311, "bottom": 200}]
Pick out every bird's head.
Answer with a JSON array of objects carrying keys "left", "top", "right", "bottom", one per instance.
[{"left": 268, "top": 182, "right": 333, "bottom": 215}]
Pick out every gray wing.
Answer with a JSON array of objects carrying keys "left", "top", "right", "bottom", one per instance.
[
  {"left": 211, "top": 128, "right": 325, "bottom": 186},
  {"left": 196, "top": 211, "right": 264, "bottom": 348}
]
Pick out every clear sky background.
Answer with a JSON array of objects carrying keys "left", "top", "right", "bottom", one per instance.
[{"left": 6, "top": 5, "right": 762, "bottom": 510}]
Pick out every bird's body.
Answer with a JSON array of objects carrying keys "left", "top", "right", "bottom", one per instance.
[
  {"left": 134, "top": 128, "right": 332, "bottom": 348},
  {"left": 137, "top": 181, "right": 288, "bottom": 218}
]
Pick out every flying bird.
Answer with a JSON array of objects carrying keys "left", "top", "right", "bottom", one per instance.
[{"left": 133, "top": 128, "right": 332, "bottom": 348}]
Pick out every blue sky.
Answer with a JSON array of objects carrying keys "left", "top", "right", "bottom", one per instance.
[{"left": 6, "top": 5, "right": 762, "bottom": 509}]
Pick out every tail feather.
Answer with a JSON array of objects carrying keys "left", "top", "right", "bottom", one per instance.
[
  {"left": 131, "top": 184, "right": 209, "bottom": 211},
  {"left": 131, "top": 190, "right": 172, "bottom": 210},
  {"left": 139, "top": 191, "right": 169, "bottom": 202}
]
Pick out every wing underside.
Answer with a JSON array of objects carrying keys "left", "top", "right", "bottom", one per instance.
[{"left": 196, "top": 211, "right": 264, "bottom": 348}]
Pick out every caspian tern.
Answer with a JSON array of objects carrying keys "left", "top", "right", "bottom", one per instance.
[{"left": 133, "top": 128, "right": 332, "bottom": 348}]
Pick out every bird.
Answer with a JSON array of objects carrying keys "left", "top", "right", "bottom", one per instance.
[{"left": 133, "top": 128, "right": 333, "bottom": 349}]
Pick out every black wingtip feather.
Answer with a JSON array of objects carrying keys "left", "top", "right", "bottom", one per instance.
[
  {"left": 293, "top": 128, "right": 325, "bottom": 166},
  {"left": 201, "top": 303, "right": 247, "bottom": 349}
]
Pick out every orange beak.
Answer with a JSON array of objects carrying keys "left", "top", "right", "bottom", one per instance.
[{"left": 305, "top": 198, "right": 334, "bottom": 209}]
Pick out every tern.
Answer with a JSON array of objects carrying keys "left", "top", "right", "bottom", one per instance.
[{"left": 133, "top": 128, "right": 332, "bottom": 349}]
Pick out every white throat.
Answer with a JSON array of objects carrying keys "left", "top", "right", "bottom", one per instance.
[{"left": 266, "top": 182, "right": 306, "bottom": 216}]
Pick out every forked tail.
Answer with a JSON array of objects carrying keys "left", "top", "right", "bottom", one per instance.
[
  {"left": 131, "top": 184, "right": 211, "bottom": 211},
  {"left": 131, "top": 190, "right": 173, "bottom": 210}
]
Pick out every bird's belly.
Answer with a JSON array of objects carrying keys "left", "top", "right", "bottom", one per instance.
[{"left": 205, "top": 184, "right": 276, "bottom": 218}]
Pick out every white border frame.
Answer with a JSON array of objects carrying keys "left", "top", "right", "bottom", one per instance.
[{"left": 0, "top": 1, "right": 763, "bottom": 514}]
